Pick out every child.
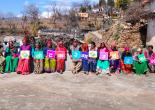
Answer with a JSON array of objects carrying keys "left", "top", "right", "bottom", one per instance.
[
  {"left": 17, "top": 37, "right": 31, "bottom": 75},
  {"left": 33, "top": 42, "right": 44, "bottom": 74},
  {"left": 89, "top": 42, "right": 97, "bottom": 74},
  {"left": 69, "top": 40, "right": 82, "bottom": 74},
  {"left": 121, "top": 47, "right": 133, "bottom": 74},
  {"left": 55, "top": 40, "right": 67, "bottom": 74},
  {"left": 133, "top": 48, "right": 148, "bottom": 75},
  {"left": 0, "top": 45, "right": 5, "bottom": 74},
  {"left": 43, "top": 40, "right": 56, "bottom": 73},
  {"left": 96, "top": 42, "right": 110, "bottom": 75},
  {"left": 81, "top": 43, "right": 89, "bottom": 75}
]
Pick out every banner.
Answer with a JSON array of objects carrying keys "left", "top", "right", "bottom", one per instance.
[
  {"left": 89, "top": 51, "right": 97, "bottom": 58},
  {"left": 124, "top": 57, "right": 133, "bottom": 64},
  {"left": 110, "top": 51, "right": 119, "bottom": 60},
  {"left": 34, "top": 51, "right": 44, "bottom": 60},
  {"left": 56, "top": 51, "right": 65, "bottom": 59},
  {"left": 138, "top": 54, "right": 147, "bottom": 63},
  {"left": 72, "top": 51, "right": 81, "bottom": 60},
  {"left": 81, "top": 52, "right": 88, "bottom": 60},
  {"left": 20, "top": 50, "right": 30, "bottom": 59},
  {"left": 47, "top": 50, "right": 55, "bottom": 59},
  {"left": 99, "top": 50, "right": 108, "bottom": 60}
]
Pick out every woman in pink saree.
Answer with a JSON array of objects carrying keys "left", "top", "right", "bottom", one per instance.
[{"left": 16, "top": 37, "right": 31, "bottom": 75}]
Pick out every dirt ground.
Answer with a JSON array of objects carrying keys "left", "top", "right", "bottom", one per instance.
[{"left": 0, "top": 72, "right": 155, "bottom": 110}]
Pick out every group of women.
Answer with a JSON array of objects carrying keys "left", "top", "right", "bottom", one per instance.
[
  {"left": 69, "top": 40, "right": 155, "bottom": 76},
  {"left": 0, "top": 37, "right": 155, "bottom": 76},
  {"left": 0, "top": 37, "right": 67, "bottom": 75}
]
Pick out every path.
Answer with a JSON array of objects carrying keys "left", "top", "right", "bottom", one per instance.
[{"left": 0, "top": 72, "right": 155, "bottom": 110}]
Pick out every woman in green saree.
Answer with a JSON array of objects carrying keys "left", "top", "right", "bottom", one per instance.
[
  {"left": 133, "top": 48, "right": 148, "bottom": 75},
  {"left": 5, "top": 42, "right": 19, "bottom": 73}
]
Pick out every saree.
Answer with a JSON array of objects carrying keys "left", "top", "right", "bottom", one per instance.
[
  {"left": 44, "top": 58, "right": 56, "bottom": 72},
  {"left": 82, "top": 59, "right": 89, "bottom": 72},
  {"left": 5, "top": 48, "right": 19, "bottom": 73},
  {"left": 120, "top": 60, "right": 132, "bottom": 74},
  {"left": 43, "top": 47, "right": 56, "bottom": 73},
  {"left": 16, "top": 45, "right": 31, "bottom": 75},
  {"left": 55, "top": 47, "right": 67, "bottom": 72},
  {"left": 110, "top": 59, "right": 120, "bottom": 73},
  {"left": 133, "top": 61, "right": 148, "bottom": 75},
  {"left": 34, "top": 60, "right": 43, "bottom": 74},
  {"left": 97, "top": 60, "right": 110, "bottom": 73}
]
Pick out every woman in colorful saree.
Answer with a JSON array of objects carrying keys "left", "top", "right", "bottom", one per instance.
[
  {"left": 96, "top": 42, "right": 110, "bottom": 75},
  {"left": 5, "top": 41, "right": 19, "bottom": 73},
  {"left": 55, "top": 40, "right": 67, "bottom": 74},
  {"left": 81, "top": 43, "right": 89, "bottom": 75},
  {"left": 69, "top": 40, "right": 82, "bottom": 74},
  {"left": 133, "top": 48, "right": 148, "bottom": 75},
  {"left": 109, "top": 43, "right": 120, "bottom": 74},
  {"left": 89, "top": 42, "right": 97, "bottom": 74},
  {"left": 33, "top": 42, "right": 44, "bottom": 74},
  {"left": 43, "top": 40, "right": 56, "bottom": 73},
  {"left": 121, "top": 47, "right": 133, "bottom": 74},
  {"left": 16, "top": 37, "right": 31, "bottom": 75},
  {"left": 144, "top": 45, "right": 155, "bottom": 73}
]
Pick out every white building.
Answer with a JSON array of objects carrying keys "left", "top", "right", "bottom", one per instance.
[{"left": 144, "top": 0, "right": 155, "bottom": 49}]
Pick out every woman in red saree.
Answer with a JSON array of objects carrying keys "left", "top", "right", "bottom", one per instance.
[
  {"left": 16, "top": 37, "right": 31, "bottom": 75},
  {"left": 121, "top": 47, "right": 133, "bottom": 74},
  {"left": 55, "top": 40, "right": 67, "bottom": 74}
]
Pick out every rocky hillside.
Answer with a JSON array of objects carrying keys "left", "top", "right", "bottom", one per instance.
[{"left": 85, "top": 20, "right": 142, "bottom": 49}]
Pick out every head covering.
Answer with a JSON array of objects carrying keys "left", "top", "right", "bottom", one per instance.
[
  {"left": 137, "top": 48, "right": 142, "bottom": 52},
  {"left": 47, "top": 39, "right": 52, "bottom": 44},
  {"left": 124, "top": 47, "right": 129, "bottom": 51},
  {"left": 111, "top": 41, "right": 116, "bottom": 47},
  {"left": 82, "top": 43, "right": 88, "bottom": 52}
]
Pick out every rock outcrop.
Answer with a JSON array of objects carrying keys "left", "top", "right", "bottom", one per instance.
[{"left": 85, "top": 20, "right": 142, "bottom": 49}]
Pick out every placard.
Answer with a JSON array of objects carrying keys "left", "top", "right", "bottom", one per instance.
[
  {"left": 149, "top": 58, "right": 155, "bottom": 65},
  {"left": 47, "top": 50, "right": 55, "bottom": 59},
  {"left": 20, "top": 50, "right": 30, "bottom": 59},
  {"left": 81, "top": 52, "right": 88, "bottom": 60},
  {"left": 34, "top": 51, "right": 44, "bottom": 60},
  {"left": 124, "top": 57, "right": 133, "bottom": 64},
  {"left": 72, "top": 51, "right": 81, "bottom": 60},
  {"left": 138, "top": 54, "right": 147, "bottom": 63},
  {"left": 56, "top": 51, "right": 65, "bottom": 59},
  {"left": 99, "top": 50, "right": 108, "bottom": 60},
  {"left": 110, "top": 51, "right": 119, "bottom": 60},
  {"left": 89, "top": 51, "right": 97, "bottom": 58}
]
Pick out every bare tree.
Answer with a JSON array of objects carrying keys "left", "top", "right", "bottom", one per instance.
[
  {"left": 67, "top": 8, "right": 79, "bottom": 32},
  {"left": 23, "top": 4, "right": 40, "bottom": 36},
  {"left": 47, "top": 3, "right": 62, "bottom": 28}
]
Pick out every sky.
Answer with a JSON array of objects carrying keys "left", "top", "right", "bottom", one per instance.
[{"left": 0, "top": 0, "right": 98, "bottom": 18}]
